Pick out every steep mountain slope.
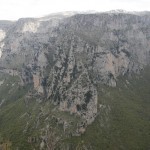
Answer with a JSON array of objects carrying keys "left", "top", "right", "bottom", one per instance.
[{"left": 0, "top": 11, "right": 150, "bottom": 149}]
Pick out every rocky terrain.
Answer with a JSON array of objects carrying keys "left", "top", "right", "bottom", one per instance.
[{"left": 0, "top": 11, "right": 150, "bottom": 149}]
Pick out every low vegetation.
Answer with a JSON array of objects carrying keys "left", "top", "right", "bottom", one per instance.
[{"left": 0, "top": 67, "right": 150, "bottom": 149}]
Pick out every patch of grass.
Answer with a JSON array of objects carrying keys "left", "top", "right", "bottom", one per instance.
[{"left": 0, "top": 73, "right": 33, "bottom": 149}]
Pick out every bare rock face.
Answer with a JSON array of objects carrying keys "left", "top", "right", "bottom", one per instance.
[
  {"left": 0, "top": 30, "right": 6, "bottom": 58},
  {"left": 59, "top": 70, "right": 97, "bottom": 124},
  {"left": 0, "top": 11, "right": 150, "bottom": 125},
  {"left": 46, "top": 37, "right": 98, "bottom": 124}
]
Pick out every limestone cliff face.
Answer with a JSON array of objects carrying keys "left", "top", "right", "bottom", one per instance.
[{"left": 0, "top": 11, "right": 150, "bottom": 124}]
